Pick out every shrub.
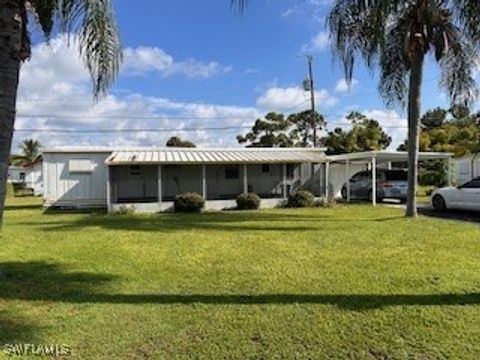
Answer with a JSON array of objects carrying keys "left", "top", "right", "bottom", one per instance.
[
  {"left": 287, "top": 190, "right": 314, "bottom": 208},
  {"left": 314, "top": 196, "right": 337, "bottom": 208},
  {"left": 236, "top": 193, "right": 261, "bottom": 210},
  {"left": 111, "top": 206, "right": 136, "bottom": 216},
  {"left": 174, "top": 192, "right": 205, "bottom": 213}
]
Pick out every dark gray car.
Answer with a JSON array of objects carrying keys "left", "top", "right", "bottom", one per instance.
[{"left": 341, "top": 169, "right": 408, "bottom": 202}]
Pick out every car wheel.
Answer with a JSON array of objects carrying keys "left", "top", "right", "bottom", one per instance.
[
  {"left": 432, "top": 195, "right": 446, "bottom": 211},
  {"left": 341, "top": 187, "right": 347, "bottom": 199}
]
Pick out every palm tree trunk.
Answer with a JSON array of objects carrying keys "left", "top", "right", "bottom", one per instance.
[
  {"left": 0, "top": 3, "right": 23, "bottom": 229},
  {"left": 405, "top": 52, "right": 425, "bottom": 218}
]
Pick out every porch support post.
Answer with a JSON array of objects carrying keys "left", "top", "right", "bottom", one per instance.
[
  {"left": 202, "top": 164, "right": 207, "bottom": 199},
  {"left": 371, "top": 156, "right": 377, "bottom": 206},
  {"left": 325, "top": 162, "right": 330, "bottom": 198},
  {"left": 243, "top": 164, "right": 248, "bottom": 193},
  {"left": 346, "top": 159, "right": 351, "bottom": 203},
  {"left": 283, "top": 163, "right": 287, "bottom": 199},
  {"left": 106, "top": 166, "right": 111, "bottom": 213},
  {"left": 157, "top": 165, "right": 162, "bottom": 209}
]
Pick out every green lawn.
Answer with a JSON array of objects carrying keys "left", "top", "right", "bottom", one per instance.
[{"left": 1, "top": 195, "right": 480, "bottom": 359}]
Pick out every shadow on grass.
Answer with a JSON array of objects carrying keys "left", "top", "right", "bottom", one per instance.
[
  {"left": 4, "top": 204, "right": 43, "bottom": 211},
  {"left": 1, "top": 261, "right": 479, "bottom": 311},
  {"left": 419, "top": 208, "right": 480, "bottom": 224},
  {"left": 20, "top": 209, "right": 404, "bottom": 233},
  {"left": 0, "top": 311, "right": 40, "bottom": 344}
]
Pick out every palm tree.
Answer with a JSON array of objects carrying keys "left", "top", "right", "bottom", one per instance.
[
  {"left": 233, "top": 0, "right": 480, "bottom": 217},
  {"left": 0, "top": 0, "right": 122, "bottom": 227},
  {"left": 328, "top": 0, "right": 479, "bottom": 217},
  {"left": 11, "top": 138, "right": 42, "bottom": 165}
]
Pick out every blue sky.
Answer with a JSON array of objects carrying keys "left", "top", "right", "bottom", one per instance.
[{"left": 13, "top": 0, "right": 460, "bottom": 151}]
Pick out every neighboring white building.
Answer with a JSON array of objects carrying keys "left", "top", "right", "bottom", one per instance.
[
  {"left": 23, "top": 158, "right": 44, "bottom": 196},
  {"left": 7, "top": 166, "right": 26, "bottom": 183},
  {"left": 42, "top": 147, "right": 328, "bottom": 212},
  {"left": 8, "top": 157, "right": 43, "bottom": 196},
  {"left": 452, "top": 153, "right": 480, "bottom": 185}
]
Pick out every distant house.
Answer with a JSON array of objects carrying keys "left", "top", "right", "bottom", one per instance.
[
  {"left": 8, "top": 156, "right": 44, "bottom": 196},
  {"left": 452, "top": 153, "right": 480, "bottom": 185},
  {"left": 42, "top": 147, "right": 328, "bottom": 212},
  {"left": 7, "top": 166, "right": 26, "bottom": 184}
]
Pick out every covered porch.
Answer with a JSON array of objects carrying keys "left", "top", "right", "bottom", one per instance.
[{"left": 105, "top": 148, "right": 327, "bottom": 212}]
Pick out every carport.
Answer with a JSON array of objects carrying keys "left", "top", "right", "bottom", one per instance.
[{"left": 325, "top": 151, "right": 454, "bottom": 206}]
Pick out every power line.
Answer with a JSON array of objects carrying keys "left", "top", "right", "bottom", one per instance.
[
  {"left": 13, "top": 120, "right": 412, "bottom": 134},
  {"left": 14, "top": 125, "right": 254, "bottom": 133}
]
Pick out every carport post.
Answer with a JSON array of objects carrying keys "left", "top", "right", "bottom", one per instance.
[
  {"left": 447, "top": 157, "right": 452, "bottom": 186},
  {"left": 243, "top": 164, "right": 248, "bottom": 193},
  {"left": 157, "top": 165, "right": 162, "bottom": 208},
  {"left": 202, "top": 164, "right": 207, "bottom": 199},
  {"left": 371, "top": 156, "right": 377, "bottom": 206},
  {"left": 346, "top": 159, "right": 351, "bottom": 203},
  {"left": 283, "top": 163, "right": 287, "bottom": 199},
  {"left": 106, "top": 166, "right": 111, "bottom": 213},
  {"left": 325, "top": 162, "right": 330, "bottom": 198}
]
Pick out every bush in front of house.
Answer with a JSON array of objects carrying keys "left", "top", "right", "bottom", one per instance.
[
  {"left": 174, "top": 192, "right": 205, "bottom": 213},
  {"left": 287, "top": 190, "right": 314, "bottom": 208},
  {"left": 236, "top": 193, "right": 261, "bottom": 210}
]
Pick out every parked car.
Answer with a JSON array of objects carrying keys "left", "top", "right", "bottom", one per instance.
[
  {"left": 431, "top": 178, "right": 480, "bottom": 211},
  {"left": 341, "top": 169, "right": 408, "bottom": 202}
]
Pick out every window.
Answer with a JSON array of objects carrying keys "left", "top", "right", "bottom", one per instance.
[
  {"left": 19, "top": 172, "right": 26, "bottom": 182},
  {"left": 351, "top": 171, "right": 368, "bottom": 181},
  {"left": 385, "top": 170, "right": 407, "bottom": 181},
  {"left": 460, "top": 179, "right": 480, "bottom": 189},
  {"left": 69, "top": 159, "right": 94, "bottom": 173},
  {"left": 286, "top": 164, "right": 295, "bottom": 179},
  {"left": 225, "top": 166, "right": 239, "bottom": 179},
  {"left": 130, "top": 165, "right": 141, "bottom": 176},
  {"left": 261, "top": 164, "right": 270, "bottom": 173}
]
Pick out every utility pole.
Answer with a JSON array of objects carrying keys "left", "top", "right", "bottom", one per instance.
[{"left": 306, "top": 55, "right": 317, "bottom": 147}]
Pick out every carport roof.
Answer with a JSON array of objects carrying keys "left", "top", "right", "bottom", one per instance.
[
  {"left": 105, "top": 147, "right": 327, "bottom": 165},
  {"left": 327, "top": 151, "right": 453, "bottom": 163}
]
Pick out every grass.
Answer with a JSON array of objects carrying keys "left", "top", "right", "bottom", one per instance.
[{"left": 1, "top": 195, "right": 480, "bottom": 359}]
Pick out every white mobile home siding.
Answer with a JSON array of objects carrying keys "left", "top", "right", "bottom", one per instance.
[
  {"left": 43, "top": 152, "right": 110, "bottom": 208},
  {"left": 7, "top": 167, "right": 25, "bottom": 183},
  {"left": 25, "top": 162, "right": 43, "bottom": 195},
  {"left": 453, "top": 155, "right": 480, "bottom": 186}
]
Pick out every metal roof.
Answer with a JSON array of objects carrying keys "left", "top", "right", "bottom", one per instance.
[
  {"left": 328, "top": 151, "right": 453, "bottom": 163},
  {"left": 106, "top": 147, "right": 327, "bottom": 165}
]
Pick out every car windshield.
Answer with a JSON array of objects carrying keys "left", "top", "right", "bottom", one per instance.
[{"left": 385, "top": 170, "right": 407, "bottom": 181}]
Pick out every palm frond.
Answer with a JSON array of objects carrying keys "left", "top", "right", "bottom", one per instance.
[
  {"left": 451, "top": 0, "right": 480, "bottom": 44},
  {"left": 437, "top": 23, "right": 478, "bottom": 106},
  {"left": 328, "top": 0, "right": 390, "bottom": 85},
  {"left": 379, "top": 17, "right": 409, "bottom": 106},
  {"left": 29, "top": 0, "right": 56, "bottom": 38},
  {"left": 56, "top": 0, "right": 122, "bottom": 97},
  {"left": 230, "top": 0, "right": 248, "bottom": 13}
]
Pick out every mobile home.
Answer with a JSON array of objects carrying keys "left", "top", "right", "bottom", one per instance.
[{"left": 42, "top": 147, "right": 328, "bottom": 212}]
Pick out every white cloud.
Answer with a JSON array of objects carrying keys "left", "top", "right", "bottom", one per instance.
[
  {"left": 282, "top": 0, "right": 332, "bottom": 22},
  {"left": 123, "top": 46, "right": 232, "bottom": 79},
  {"left": 335, "top": 78, "right": 359, "bottom": 93},
  {"left": 302, "top": 31, "right": 330, "bottom": 53},
  {"left": 13, "top": 36, "right": 256, "bottom": 150},
  {"left": 256, "top": 86, "right": 337, "bottom": 112}
]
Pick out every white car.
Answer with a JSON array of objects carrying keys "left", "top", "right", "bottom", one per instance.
[{"left": 431, "top": 178, "right": 480, "bottom": 211}]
